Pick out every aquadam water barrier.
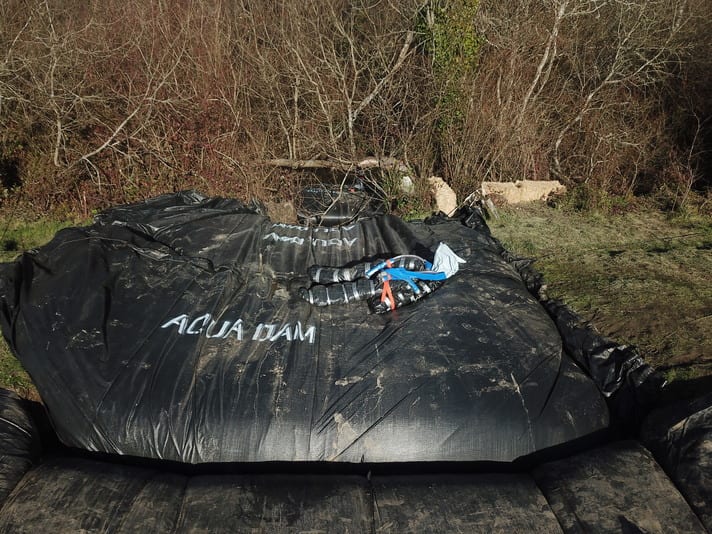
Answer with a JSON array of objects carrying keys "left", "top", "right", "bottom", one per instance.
[
  {"left": 1, "top": 192, "right": 711, "bottom": 532},
  {"left": 0, "top": 191, "right": 659, "bottom": 464}
]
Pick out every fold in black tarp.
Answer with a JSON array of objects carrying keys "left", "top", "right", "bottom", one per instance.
[
  {"left": 532, "top": 440, "right": 706, "bottom": 533},
  {"left": 500, "top": 243, "right": 666, "bottom": 425},
  {"left": 641, "top": 393, "right": 712, "bottom": 530},
  {"left": 0, "top": 390, "right": 39, "bottom": 503},
  {"left": 0, "top": 192, "right": 617, "bottom": 463}
]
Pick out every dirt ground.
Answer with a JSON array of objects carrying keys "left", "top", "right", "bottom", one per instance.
[{"left": 488, "top": 202, "right": 712, "bottom": 387}]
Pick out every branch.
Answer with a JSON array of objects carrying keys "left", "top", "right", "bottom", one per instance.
[
  {"left": 264, "top": 157, "right": 409, "bottom": 173},
  {"left": 77, "top": 104, "right": 142, "bottom": 163},
  {"left": 514, "top": 1, "right": 567, "bottom": 129},
  {"left": 266, "top": 158, "right": 351, "bottom": 170},
  {"left": 352, "top": 30, "right": 415, "bottom": 122},
  {"left": 76, "top": 38, "right": 187, "bottom": 167}
]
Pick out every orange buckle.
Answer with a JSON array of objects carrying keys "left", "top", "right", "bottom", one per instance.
[{"left": 380, "top": 279, "right": 395, "bottom": 311}]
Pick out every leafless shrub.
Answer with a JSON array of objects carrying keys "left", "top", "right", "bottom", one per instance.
[
  {"left": 446, "top": 0, "right": 702, "bottom": 199},
  {"left": 0, "top": 0, "right": 709, "bottom": 214}
]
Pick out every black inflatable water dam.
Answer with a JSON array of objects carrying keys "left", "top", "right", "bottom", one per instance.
[
  {"left": 0, "top": 191, "right": 627, "bottom": 464},
  {"left": 1, "top": 192, "right": 711, "bottom": 532}
]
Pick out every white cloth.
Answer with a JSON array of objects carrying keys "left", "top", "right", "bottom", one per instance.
[{"left": 432, "top": 243, "right": 466, "bottom": 278}]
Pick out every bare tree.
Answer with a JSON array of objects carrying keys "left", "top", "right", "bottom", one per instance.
[
  {"left": 233, "top": 0, "right": 425, "bottom": 165},
  {"left": 451, "top": 0, "right": 694, "bottom": 196},
  {"left": 1, "top": 0, "right": 709, "bottom": 212}
]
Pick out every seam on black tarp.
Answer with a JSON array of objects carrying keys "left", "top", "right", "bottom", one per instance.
[
  {"left": 109, "top": 469, "right": 156, "bottom": 534},
  {"left": 333, "top": 381, "right": 427, "bottom": 461},
  {"left": 529, "top": 473, "right": 567, "bottom": 534},
  {"left": 536, "top": 352, "right": 564, "bottom": 418},
  {"left": 306, "top": 312, "right": 321, "bottom": 460},
  {"left": 366, "top": 471, "right": 378, "bottom": 534},
  {"left": 171, "top": 474, "right": 190, "bottom": 533},
  {"left": 0, "top": 417, "right": 31, "bottom": 439}
]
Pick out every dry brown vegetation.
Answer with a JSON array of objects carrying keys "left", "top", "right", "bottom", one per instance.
[{"left": 1, "top": 0, "right": 710, "bottom": 217}]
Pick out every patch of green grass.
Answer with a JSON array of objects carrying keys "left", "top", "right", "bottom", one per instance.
[
  {"left": 0, "top": 347, "right": 36, "bottom": 399},
  {"left": 490, "top": 201, "right": 712, "bottom": 381},
  {"left": 0, "top": 218, "right": 78, "bottom": 263},
  {"left": 662, "top": 365, "right": 700, "bottom": 384}
]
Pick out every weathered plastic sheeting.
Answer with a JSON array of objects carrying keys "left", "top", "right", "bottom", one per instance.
[
  {"left": 641, "top": 393, "right": 712, "bottom": 530},
  {"left": 0, "top": 457, "right": 373, "bottom": 533},
  {"left": 0, "top": 447, "right": 707, "bottom": 533},
  {"left": 538, "top": 299, "right": 665, "bottom": 422},
  {"left": 532, "top": 440, "right": 706, "bottom": 533},
  {"left": 0, "top": 457, "right": 559, "bottom": 533},
  {"left": 371, "top": 474, "right": 563, "bottom": 533},
  {"left": 0, "top": 390, "right": 710, "bottom": 533},
  {"left": 296, "top": 181, "right": 385, "bottom": 226},
  {"left": 0, "top": 389, "right": 39, "bottom": 503},
  {"left": 0, "top": 458, "right": 186, "bottom": 534},
  {"left": 179, "top": 474, "right": 373, "bottom": 533},
  {"left": 0, "top": 192, "right": 611, "bottom": 464}
]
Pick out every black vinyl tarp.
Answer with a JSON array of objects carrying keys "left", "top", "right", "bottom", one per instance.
[
  {"left": 641, "top": 393, "right": 712, "bottom": 530},
  {"left": 0, "top": 192, "right": 617, "bottom": 463},
  {"left": 0, "top": 389, "right": 708, "bottom": 533}
]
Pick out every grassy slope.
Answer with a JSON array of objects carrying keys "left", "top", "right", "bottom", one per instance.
[
  {"left": 489, "top": 203, "right": 712, "bottom": 383},
  {"left": 0, "top": 205, "right": 710, "bottom": 398}
]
